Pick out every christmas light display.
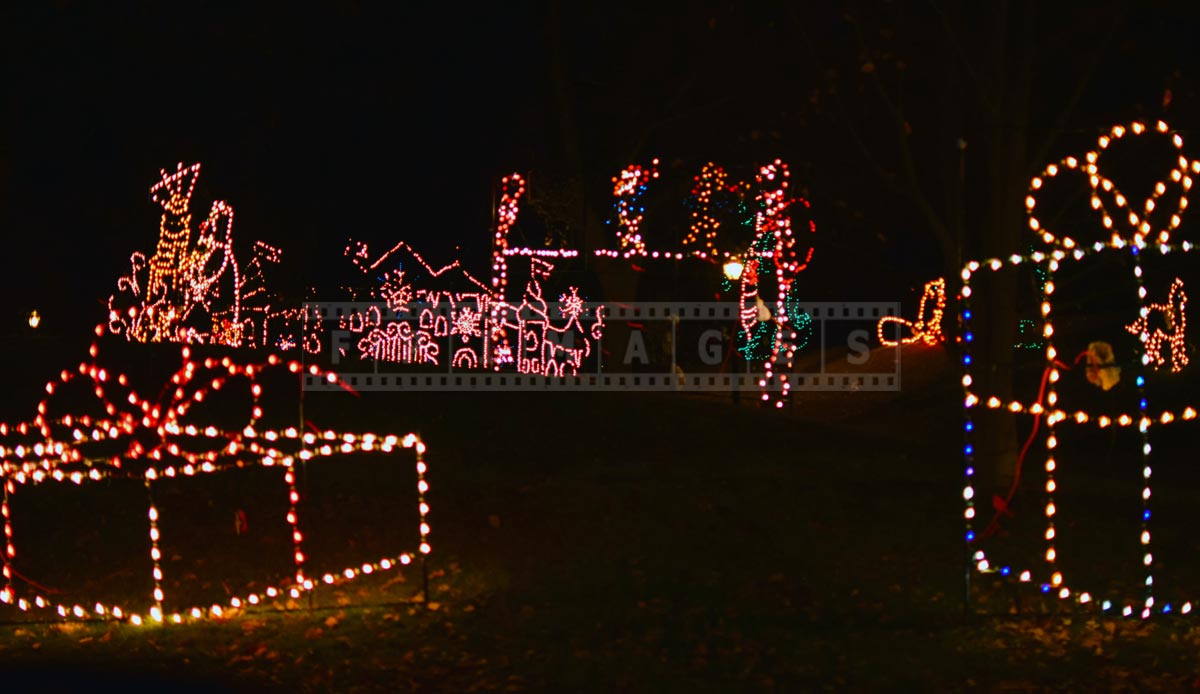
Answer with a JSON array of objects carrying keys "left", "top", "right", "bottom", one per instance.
[
  {"left": 1014, "top": 319, "right": 1045, "bottom": 351},
  {"left": 0, "top": 325, "right": 431, "bottom": 625},
  {"left": 962, "top": 119, "right": 1200, "bottom": 619},
  {"left": 876, "top": 278, "right": 947, "bottom": 347},
  {"left": 1126, "top": 277, "right": 1188, "bottom": 372},
  {"left": 682, "top": 162, "right": 752, "bottom": 253},
  {"left": 340, "top": 242, "right": 605, "bottom": 376},
  {"left": 593, "top": 158, "right": 817, "bottom": 403},
  {"left": 742, "top": 161, "right": 816, "bottom": 409},
  {"left": 490, "top": 173, "right": 526, "bottom": 294},
  {"left": 609, "top": 159, "right": 660, "bottom": 256},
  {"left": 483, "top": 172, "right": 579, "bottom": 299},
  {"left": 683, "top": 162, "right": 727, "bottom": 250},
  {"left": 337, "top": 159, "right": 814, "bottom": 400},
  {"left": 489, "top": 259, "right": 606, "bottom": 376},
  {"left": 108, "top": 163, "right": 288, "bottom": 349}
]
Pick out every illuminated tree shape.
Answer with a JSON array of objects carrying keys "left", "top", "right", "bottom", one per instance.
[
  {"left": 959, "top": 119, "right": 1200, "bottom": 619},
  {"left": 0, "top": 325, "right": 431, "bottom": 625},
  {"left": 109, "top": 162, "right": 286, "bottom": 349},
  {"left": 876, "top": 278, "right": 947, "bottom": 347}
]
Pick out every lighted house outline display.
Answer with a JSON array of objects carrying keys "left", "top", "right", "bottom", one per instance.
[
  {"left": 960, "top": 120, "right": 1200, "bottom": 618},
  {"left": 106, "top": 158, "right": 819, "bottom": 403},
  {"left": 338, "top": 240, "right": 605, "bottom": 377}
]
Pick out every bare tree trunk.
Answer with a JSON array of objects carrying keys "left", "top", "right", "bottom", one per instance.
[
  {"left": 975, "top": 0, "right": 1033, "bottom": 493},
  {"left": 546, "top": 0, "right": 639, "bottom": 305}
]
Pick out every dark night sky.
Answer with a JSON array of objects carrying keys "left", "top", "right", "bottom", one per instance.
[
  {"left": 4, "top": 2, "right": 1200, "bottom": 338},
  {"left": 4, "top": 4, "right": 547, "bottom": 329}
]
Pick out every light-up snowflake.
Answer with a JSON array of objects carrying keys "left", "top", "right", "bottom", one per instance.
[{"left": 452, "top": 306, "right": 483, "bottom": 339}]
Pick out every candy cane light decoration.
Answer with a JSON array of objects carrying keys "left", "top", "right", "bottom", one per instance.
[
  {"left": 1, "top": 325, "right": 431, "bottom": 625},
  {"left": 589, "top": 159, "right": 817, "bottom": 405}
]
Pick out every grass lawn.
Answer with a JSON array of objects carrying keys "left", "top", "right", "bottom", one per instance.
[{"left": 3, "top": 342, "right": 1200, "bottom": 692}]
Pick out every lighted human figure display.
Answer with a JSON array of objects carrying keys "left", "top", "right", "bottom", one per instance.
[{"left": 108, "top": 162, "right": 284, "bottom": 348}]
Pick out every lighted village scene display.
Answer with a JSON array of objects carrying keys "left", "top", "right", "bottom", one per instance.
[{"left": 6, "top": 3, "right": 1200, "bottom": 692}]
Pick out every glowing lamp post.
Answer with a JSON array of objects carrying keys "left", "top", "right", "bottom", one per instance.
[
  {"left": 723, "top": 259, "right": 744, "bottom": 281},
  {"left": 27, "top": 311, "right": 40, "bottom": 329}
]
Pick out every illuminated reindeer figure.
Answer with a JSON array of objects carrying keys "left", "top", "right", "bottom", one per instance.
[
  {"left": 109, "top": 162, "right": 284, "bottom": 348},
  {"left": 1126, "top": 277, "right": 1189, "bottom": 372}
]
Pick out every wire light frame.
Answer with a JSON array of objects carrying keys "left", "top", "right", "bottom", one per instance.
[
  {"left": 0, "top": 325, "right": 431, "bottom": 626},
  {"left": 502, "top": 159, "right": 815, "bottom": 406},
  {"left": 962, "top": 119, "right": 1200, "bottom": 618}
]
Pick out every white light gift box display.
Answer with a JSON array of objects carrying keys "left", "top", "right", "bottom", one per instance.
[
  {"left": 961, "top": 120, "right": 1200, "bottom": 618},
  {"left": 0, "top": 325, "right": 431, "bottom": 626}
]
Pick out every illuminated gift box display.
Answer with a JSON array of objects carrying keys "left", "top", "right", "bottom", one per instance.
[
  {"left": 0, "top": 325, "right": 431, "bottom": 625},
  {"left": 959, "top": 120, "right": 1200, "bottom": 618},
  {"left": 107, "top": 162, "right": 309, "bottom": 349}
]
